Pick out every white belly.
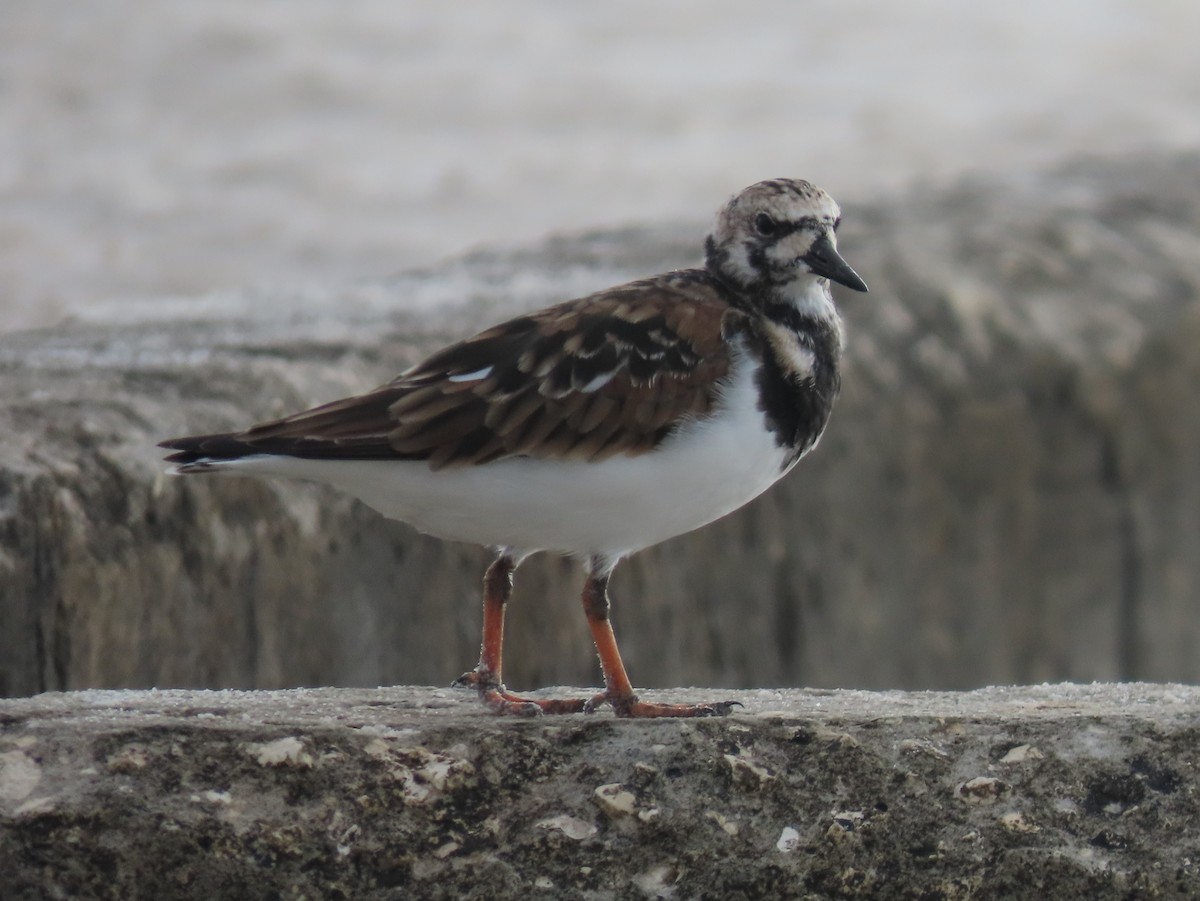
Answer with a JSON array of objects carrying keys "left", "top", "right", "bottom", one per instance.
[{"left": 199, "top": 359, "right": 795, "bottom": 558}]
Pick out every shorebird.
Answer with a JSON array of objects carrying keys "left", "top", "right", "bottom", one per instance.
[{"left": 161, "top": 178, "right": 868, "bottom": 717}]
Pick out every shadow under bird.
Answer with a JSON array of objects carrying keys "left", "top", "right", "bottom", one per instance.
[{"left": 160, "top": 178, "right": 868, "bottom": 718}]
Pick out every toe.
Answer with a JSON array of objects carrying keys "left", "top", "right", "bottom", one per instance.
[{"left": 482, "top": 690, "right": 545, "bottom": 717}]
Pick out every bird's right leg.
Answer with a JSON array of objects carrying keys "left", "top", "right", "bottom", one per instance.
[
  {"left": 580, "top": 557, "right": 739, "bottom": 718},
  {"left": 454, "top": 552, "right": 587, "bottom": 716}
]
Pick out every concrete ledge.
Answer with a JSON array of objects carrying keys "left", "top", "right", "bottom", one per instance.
[{"left": 2, "top": 684, "right": 1198, "bottom": 898}]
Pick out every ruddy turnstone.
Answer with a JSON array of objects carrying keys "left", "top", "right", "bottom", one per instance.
[{"left": 160, "top": 178, "right": 868, "bottom": 718}]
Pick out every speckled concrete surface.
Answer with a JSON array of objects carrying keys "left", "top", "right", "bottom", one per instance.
[{"left": 3, "top": 683, "right": 1199, "bottom": 898}]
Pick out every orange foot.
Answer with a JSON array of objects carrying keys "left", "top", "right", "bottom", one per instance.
[
  {"left": 589, "top": 692, "right": 742, "bottom": 718},
  {"left": 454, "top": 668, "right": 589, "bottom": 716}
]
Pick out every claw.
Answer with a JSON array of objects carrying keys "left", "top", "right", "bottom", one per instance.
[
  {"left": 582, "top": 691, "right": 610, "bottom": 715},
  {"left": 452, "top": 666, "right": 498, "bottom": 692},
  {"left": 704, "top": 700, "right": 744, "bottom": 716}
]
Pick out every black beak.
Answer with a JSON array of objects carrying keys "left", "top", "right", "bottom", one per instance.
[{"left": 803, "top": 234, "right": 869, "bottom": 293}]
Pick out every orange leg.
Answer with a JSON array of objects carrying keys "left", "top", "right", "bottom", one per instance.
[
  {"left": 455, "top": 554, "right": 587, "bottom": 716},
  {"left": 581, "top": 561, "right": 739, "bottom": 719}
]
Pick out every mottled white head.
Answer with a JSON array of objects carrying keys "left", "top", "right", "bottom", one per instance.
[{"left": 705, "top": 179, "right": 868, "bottom": 302}]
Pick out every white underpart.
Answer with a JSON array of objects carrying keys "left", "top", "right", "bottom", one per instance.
[
  {"left": 447, "top": 366, "right": 493, "bottom": 383},
  {"left": 189, "top": 345, "right": 794, "bottom": 559}
]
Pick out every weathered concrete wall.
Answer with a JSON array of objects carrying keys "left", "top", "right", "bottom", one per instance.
[
  {"left": 2, "top": 684, "right": 1199, "bottom": 899},
  {"left": 2, "top": 152, "right": 1199, "bottom": 696}
]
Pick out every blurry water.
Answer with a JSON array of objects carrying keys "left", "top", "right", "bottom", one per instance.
[{"left": 2, "top": 0, "right": 1197, "bottom": 330}]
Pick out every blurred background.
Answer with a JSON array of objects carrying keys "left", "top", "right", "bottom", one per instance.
[
  {"left": 3, "top": 2, "right": 1199, "bottom": 698},
  {"left": 3, "top": 0, "right": 1199, "bottom": 333}
]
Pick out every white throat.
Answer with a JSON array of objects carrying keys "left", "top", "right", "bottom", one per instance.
[{"left": 777, "top": 276, "right": 842, "bottom": 325}]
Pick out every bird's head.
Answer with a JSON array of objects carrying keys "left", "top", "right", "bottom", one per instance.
[{"left": 706, "top": 179, "right": 868, "bottom": 300}]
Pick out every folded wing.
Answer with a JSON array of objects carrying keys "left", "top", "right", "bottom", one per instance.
[{"left": 160, "top": 272, "right": 741, "bottom": 471}]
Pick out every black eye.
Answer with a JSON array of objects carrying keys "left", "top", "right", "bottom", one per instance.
[{"left": 754, "top": 213, "right": 777, "bottom": 236}]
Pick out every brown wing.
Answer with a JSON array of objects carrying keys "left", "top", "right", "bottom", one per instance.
[{"left": 162, "top": 270, "right": 742, "bottom": 471}]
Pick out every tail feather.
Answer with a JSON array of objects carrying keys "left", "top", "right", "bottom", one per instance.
[
  {"left": 158, "top": 430, "right": 417, "bottom": 472},
  {"left": 159, "top": 433, "right": 258, "bottom": 471}
]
